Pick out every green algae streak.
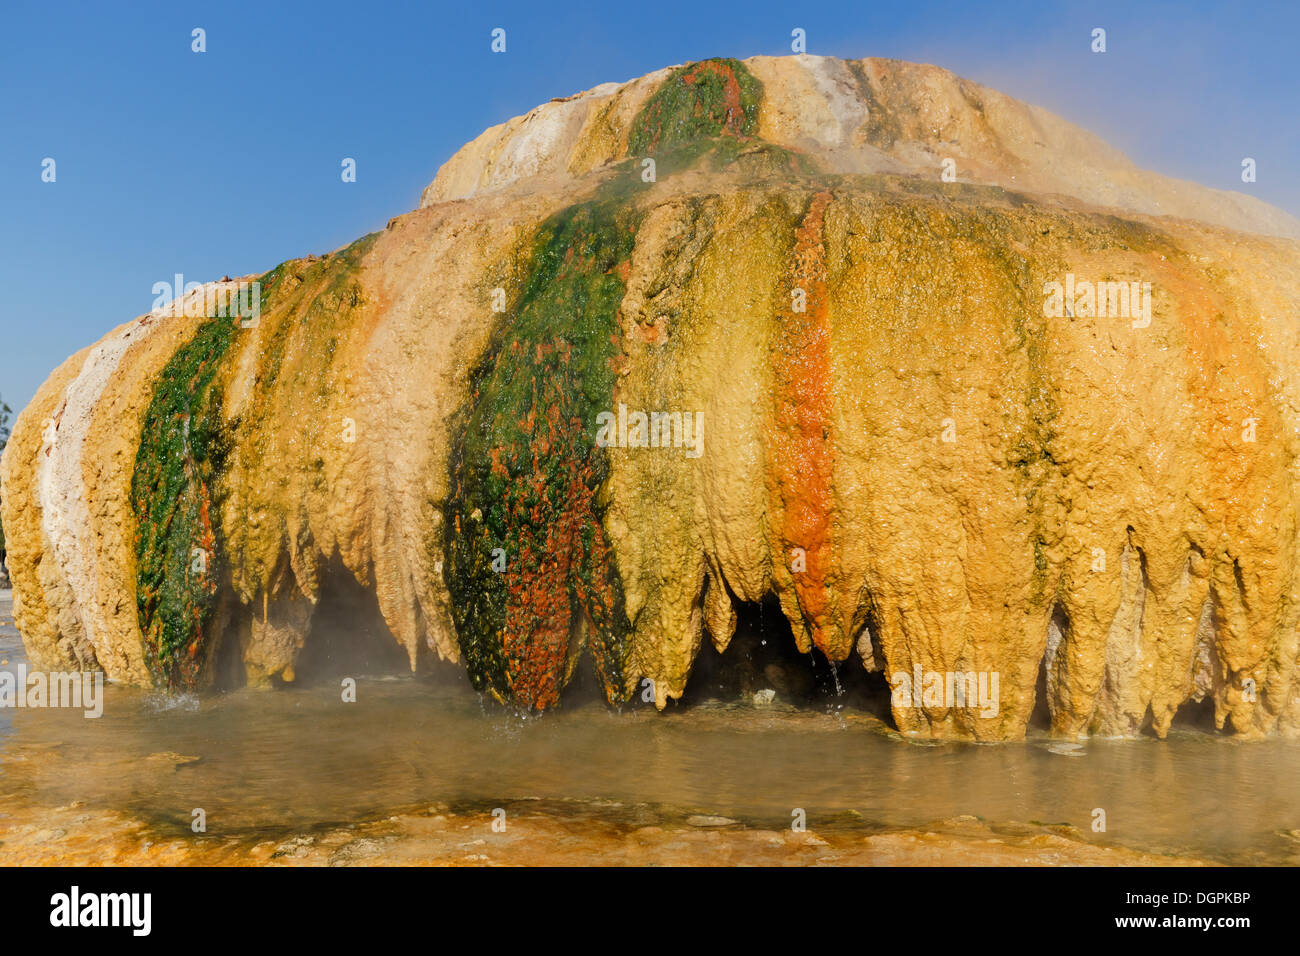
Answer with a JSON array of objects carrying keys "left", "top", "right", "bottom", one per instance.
[
  {"left": 132, "top": 315, "right": 238, "bottom": 688},
  {"left": 446, "top": 199, "right": 640, "bottom": 709}
]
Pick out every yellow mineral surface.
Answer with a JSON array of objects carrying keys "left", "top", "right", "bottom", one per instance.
[{"left": 2, "top": 55, "right": 1298, "bottom": 739}]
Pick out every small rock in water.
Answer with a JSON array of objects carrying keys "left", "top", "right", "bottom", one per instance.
[
  {"left": 1045, "top": 742, "right": 1085, "bottom": 757},
  {"left": 144, "top": 751, "right": 201, "bottom": 768},
  {"left": 686, "top": 814, "right": 738, "bottom": 828},
  {"left": 271, "top": 835, "right": 316, "bottom": 860},
  {"left": 752, "top": 688, "right": 776, "bottom": 708}
]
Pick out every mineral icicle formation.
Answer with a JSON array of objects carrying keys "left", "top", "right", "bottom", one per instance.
[{"left": 3, "top": 55, "right": 1300, "bottom": 740}]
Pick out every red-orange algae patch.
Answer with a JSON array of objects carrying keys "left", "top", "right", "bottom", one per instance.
[
  {"left": 768, "top": 190, "right": 839, "bottom": 657},
  {"left": 496, "top": 342, "right": 627, "bottom": 708},
  {"left": 446, "top": 199, "right": 636, "bottom": 709},
  {"left": 681, "top": 60, "right": 746, "bottom": 136}
]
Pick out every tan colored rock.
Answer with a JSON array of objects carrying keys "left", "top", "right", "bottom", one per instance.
[{"left": 3, "top": 55, "right": 1298, "bottom": 739}]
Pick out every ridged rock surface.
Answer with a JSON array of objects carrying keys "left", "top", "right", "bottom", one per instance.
[{"left": 4, "top": 55, "right": 1300, "bottom": 740}]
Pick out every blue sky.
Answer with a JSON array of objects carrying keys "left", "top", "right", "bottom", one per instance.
[{"left": 2, "top": 0, "right": 1297, "bottom": 414}]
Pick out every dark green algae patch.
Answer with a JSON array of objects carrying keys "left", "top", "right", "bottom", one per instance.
[
  {"left": 130, "top": 242, "right": 371, "bottom": 690},
  {"left": 132, "top": 314, "right": 238, "bottom": 689},
  {"left": 446, "top": 198, "right": 643, "bottom": 710}
]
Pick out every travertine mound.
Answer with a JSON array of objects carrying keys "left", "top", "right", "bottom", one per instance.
[{"left": 4, "top": 55, "right": 1300, "bottom": 740}]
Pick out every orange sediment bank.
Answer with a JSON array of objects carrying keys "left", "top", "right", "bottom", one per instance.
[{"left": 0, "top": 796, "right": 1213, "bottom": 867}]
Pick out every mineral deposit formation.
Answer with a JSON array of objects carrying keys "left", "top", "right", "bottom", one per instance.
[{"left": 4, "top": 56, "right": 1300, "bottom": 740}]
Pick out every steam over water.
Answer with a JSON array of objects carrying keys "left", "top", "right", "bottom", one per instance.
[{"left": 2, "top": 591, "right": 1298, "bottom": 864}]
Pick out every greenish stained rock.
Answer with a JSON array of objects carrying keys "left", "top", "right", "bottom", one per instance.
[{"left": 446, "top": 198, "right": 640, "bottom": 709}]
